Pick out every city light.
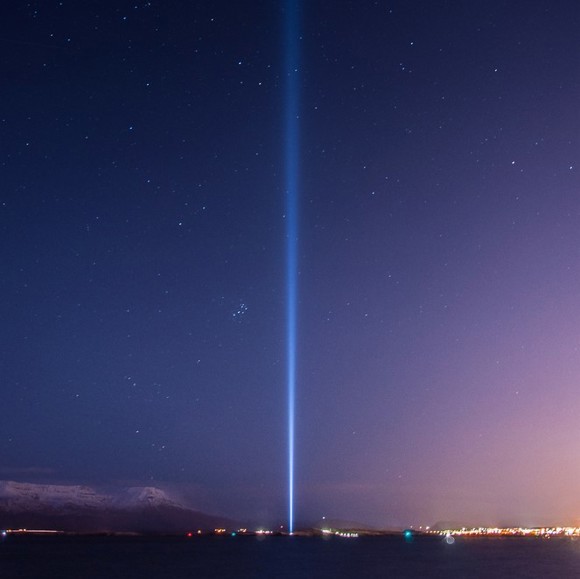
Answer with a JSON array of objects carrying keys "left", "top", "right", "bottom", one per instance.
[
  {"left": 321, "top": 528, "right": 359, "bottom": 538},
  {"left": 432, "top": 526, "right": 580, "bottom": 538}
]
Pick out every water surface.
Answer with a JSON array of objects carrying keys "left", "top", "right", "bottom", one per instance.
[{"left": 2, "top": 534, "right": 580, "bottom": 578}]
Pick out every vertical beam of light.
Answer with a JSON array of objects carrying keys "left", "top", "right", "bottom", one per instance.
[{"left": 284, "top": 0, "right": 300, "bottom": 535}]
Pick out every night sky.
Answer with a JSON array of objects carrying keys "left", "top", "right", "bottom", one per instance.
[{"left": 2, "top": 1, "right": 580, "bottom": 529}]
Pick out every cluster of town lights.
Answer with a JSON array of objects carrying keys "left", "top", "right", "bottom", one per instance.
[
  {"left": 2, "top": 529, "right": 62, "bottom": 535},
  {"left": 433, "top": 527, "right": 580, "bottom": 537},
  {"left": 10, "top": 526, "right": 580, "bottom": 540},
  {"left": 321, "top": 529, "right": 359, "bottom": 538}
]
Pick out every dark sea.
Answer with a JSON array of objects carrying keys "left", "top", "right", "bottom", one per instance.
[{"left": 2, "top": 534, "right": 580, "bottom": 578}]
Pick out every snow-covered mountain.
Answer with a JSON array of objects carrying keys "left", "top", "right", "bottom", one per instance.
[
  {"left": 117, "top": 486, "right": 183, "bottom": 509},
  {"left": 0, "top": 481, "right": 184, "bottom": 512},
  {"left": 0, "top": 481, "right": 110, "bottom": 511},
  {"left": 0, "top": 480, "right": 235, "bottom": 533}
]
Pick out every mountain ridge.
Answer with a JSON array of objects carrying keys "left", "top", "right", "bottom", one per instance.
[{"left": 0, "top": 480, "right": 236, "bottom": 533}]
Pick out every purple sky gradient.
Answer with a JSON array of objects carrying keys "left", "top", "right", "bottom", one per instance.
[{"left": 1, "top": 0, "right": 579, "bottom": 528}]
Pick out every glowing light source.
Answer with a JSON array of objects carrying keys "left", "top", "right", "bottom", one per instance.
[{"left": 284, "top": 0, "right": 300, "bottom": 535}]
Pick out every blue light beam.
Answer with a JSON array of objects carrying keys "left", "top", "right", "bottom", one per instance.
[{"left": 284, "top": 0, "right": 300, "bottom": 535}]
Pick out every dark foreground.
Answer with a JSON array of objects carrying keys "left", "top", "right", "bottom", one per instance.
[{"left": 2, "top": 534, "right": 580, "bottom": 578}]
